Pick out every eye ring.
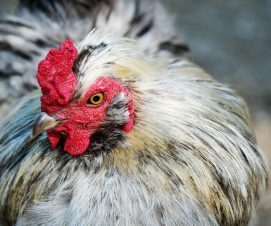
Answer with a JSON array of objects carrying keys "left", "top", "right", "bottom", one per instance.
[{"left": 87, "top": 92, "right": 104, "bottom": 106}]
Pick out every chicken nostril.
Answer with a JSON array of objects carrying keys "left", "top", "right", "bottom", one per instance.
[{"left": 60, "top": 132, "right": 67, "bottom": 138}]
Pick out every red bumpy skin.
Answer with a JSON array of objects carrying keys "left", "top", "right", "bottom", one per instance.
[
  {"left": 37, "top": 39, "right": 77, "bottom": 114},
  {"left": 37, "top": 40, "right": 134, "bottom": 156},
  {"left": 37, "top": 39, "right": 79, "bottom": 154}
]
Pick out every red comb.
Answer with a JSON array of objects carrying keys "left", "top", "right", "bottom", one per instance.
[{"left": 37, "top": 39, "right": 78, "bottom": 114}]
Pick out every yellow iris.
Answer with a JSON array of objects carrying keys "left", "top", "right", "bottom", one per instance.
[{"left": 88, "top": 93, "right": 104, "bottom": 106}]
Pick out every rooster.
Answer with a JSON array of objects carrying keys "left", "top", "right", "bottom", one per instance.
[{"left": 0, "top": 0, "right": 268, "bottom": 226}]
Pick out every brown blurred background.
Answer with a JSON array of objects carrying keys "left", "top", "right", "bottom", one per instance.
[{"left": 1, "top": 0, "right": 271, "bottom": 225}]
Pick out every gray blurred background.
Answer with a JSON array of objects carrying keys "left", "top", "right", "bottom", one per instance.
[
  {"left": 1, "top": 0, "right": 271, "bottom": 224},
  {"left": 160, "top": 0, "right": 271, "bottom": 115}
]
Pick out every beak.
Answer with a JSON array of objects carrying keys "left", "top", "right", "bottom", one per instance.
[{"left": 32, "top": 112, "right": 61, "bottom": 138}]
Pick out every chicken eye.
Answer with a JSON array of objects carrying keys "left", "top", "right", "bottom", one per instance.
[{"left": 88, "top": 93, "right": 104, "bottom": 106}]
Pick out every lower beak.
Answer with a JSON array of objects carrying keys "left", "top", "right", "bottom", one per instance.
[{"left": 32, "top": 112, "right": 61, "bottom": 138}]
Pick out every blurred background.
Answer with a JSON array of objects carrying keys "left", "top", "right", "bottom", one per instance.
[{"left": 1, "top": 0, "right": 271, "bottom": 224}]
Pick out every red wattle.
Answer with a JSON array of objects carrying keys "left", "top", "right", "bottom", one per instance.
[
  {"left": 64, "top": 129, "right": 91, "bottom": 156},
  {"left": 47, "top": 131, "right": 61, "bottom": 149}
]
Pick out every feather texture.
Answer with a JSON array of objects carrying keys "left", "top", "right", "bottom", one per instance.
[
  {"left": 0, "top": 0, "right": 188, "bottom": 115},
  {"left": 0, "top": 0, "right": 267, "bottom": 226}
]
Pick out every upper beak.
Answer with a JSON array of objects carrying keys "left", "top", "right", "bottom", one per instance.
[{"left": 32, "top": 112, "right": 61, "bottom": 138}]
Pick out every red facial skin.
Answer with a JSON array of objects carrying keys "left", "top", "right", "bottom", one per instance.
[
  {"left": 37, "top": 40, "right": 134, "bottom": 156},
  {"left": 48, "top": 77, "right": 134, "bottom": 156}
]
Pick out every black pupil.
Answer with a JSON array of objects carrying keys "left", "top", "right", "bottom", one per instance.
[{"left": 93, "top": 95, "right": 100, "bottom": 103}]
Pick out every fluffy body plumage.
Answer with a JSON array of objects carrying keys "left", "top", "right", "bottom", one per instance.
[{"left": 0, "top": 0, "right": 268, "bottom": 226}]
